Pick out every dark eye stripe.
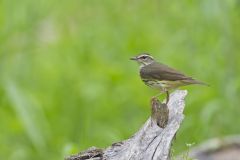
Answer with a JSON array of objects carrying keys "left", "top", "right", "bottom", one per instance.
[{"left": 141, "top": 56, "right": 147, "bottom": 59}]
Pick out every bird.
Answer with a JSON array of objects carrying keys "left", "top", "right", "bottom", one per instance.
[{"left": 130, "top": 53, "right": 207, "bottom": 104}]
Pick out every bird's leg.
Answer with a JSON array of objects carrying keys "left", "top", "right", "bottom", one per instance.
[{"left": 166, "top": 91, "right": 169, "bottom": 104}]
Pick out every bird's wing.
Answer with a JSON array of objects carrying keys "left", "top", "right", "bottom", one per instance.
[{"left": 140, "top": 62, "right": 193, "bottom": 81}]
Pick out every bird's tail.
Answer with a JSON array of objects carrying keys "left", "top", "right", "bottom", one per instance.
[{"left": 182, "top": 78, "right": 209, "bottom": 86}]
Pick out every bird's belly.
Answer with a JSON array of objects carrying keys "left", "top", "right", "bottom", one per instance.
[
  {"left": 142, "top": 80, "right": 167, "bottom": 91},
  {"left": 142, "top": 80, "right": 181, "bottom": 92}
]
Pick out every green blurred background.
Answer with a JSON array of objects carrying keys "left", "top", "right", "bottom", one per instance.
[{"left": 1, "top": 0, "right": 240, "bottom": 159}]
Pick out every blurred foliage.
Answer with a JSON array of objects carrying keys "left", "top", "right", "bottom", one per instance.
[{"left": 1, "top": 0, "right": 240, "bottom": 159}]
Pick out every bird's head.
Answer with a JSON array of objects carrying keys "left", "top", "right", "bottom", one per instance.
[{"left": 130, "top": 53, "right": 155, "bottom": 66}]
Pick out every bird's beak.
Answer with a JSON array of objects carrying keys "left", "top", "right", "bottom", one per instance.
[{"left": 130, "top": 57, "right": 137, "bottom": 61}]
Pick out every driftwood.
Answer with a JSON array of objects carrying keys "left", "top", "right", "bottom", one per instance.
[{"left": 65, "top": 90, "right": 188, "bottom": 160}]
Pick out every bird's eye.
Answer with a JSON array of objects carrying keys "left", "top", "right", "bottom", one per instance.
[{"left": 141, "top": 56, "right": 147, "bottom": 59}]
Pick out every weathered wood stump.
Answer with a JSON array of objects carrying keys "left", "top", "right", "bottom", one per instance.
[{"left": 65, "top": 90, "right": 187, "bottom": 160}]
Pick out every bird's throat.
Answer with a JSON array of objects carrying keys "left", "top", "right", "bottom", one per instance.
[{"left": 139, "top": 62, "right": 153, "bottom": 69}]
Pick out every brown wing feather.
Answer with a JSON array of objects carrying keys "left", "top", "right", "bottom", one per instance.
[{"left": 140, "top": 62, "right": 194, "bottom": 81}]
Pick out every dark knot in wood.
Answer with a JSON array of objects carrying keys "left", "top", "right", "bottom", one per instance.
[{"left": 151, "top": 97, "right": 169, "bottom": 128}]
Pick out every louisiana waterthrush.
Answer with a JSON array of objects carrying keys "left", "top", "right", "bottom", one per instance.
[{"left": 131, "top": 53, "right": 207, "bottom": 103}]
